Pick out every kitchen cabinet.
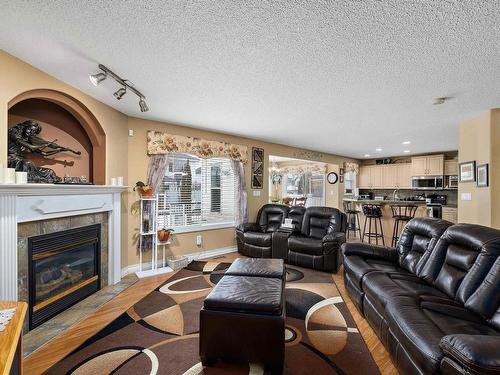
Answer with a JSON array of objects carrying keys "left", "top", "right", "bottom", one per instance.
[
  {"left": 358, "top": 165, "right": 383, "bottom": 188},
  {"left": 397, "top": 163, "right": 413, "bottom": 188},
  {"left": 362, "top": 163, "right": 412, "bottom": 189},
  {"left": 444, "top": 160, "right": 458, "bottom": 175},
  {"left": 442, "top": 207, "right": 457, "bottom": 223},
  {"left": 382, "top": 164, "right": 412, "bottom": 189},
  {"left": 411, "top": 155, "right": 444, "bottom": 176}
]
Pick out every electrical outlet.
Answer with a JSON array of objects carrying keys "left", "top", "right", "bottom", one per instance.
[
  {"left": 128, "top": 129, "right": 134, "bottom": 137},
  {"left": 461, "top": 192, "right": 472, "bottom": 201},
  {"left": 253, "top": 190, "right": 261, "bottom": 197},
  {"left": 196, "top": 235, "right": 203, "bottom": 247}
]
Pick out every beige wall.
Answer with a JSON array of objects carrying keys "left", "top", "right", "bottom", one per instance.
[
  {"left": 458, "top": 109, "right": 500, "bottom": 228},
  {"left": 126, "top": 117, "right": 355, "bottom": 267},
  {"left": 0, "top": 50, "right": 130, "bottom": 267}
]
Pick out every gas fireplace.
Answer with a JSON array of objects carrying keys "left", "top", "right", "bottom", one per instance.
[{"left": 28, "top": 224, "right": 101, "bottom": 329}]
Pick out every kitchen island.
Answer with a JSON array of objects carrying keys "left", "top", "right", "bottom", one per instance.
[{"left": 343, "top": 198, "right": 428, "bottom": 245}]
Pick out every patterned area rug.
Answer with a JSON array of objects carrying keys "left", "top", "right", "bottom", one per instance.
[{"left": 46, "top": 261, "right": 380, "bottom": 374}]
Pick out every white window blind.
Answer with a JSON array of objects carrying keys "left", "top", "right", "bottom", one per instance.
[{"left": 157, "top": 153, "right": 236, "bottom": 231}]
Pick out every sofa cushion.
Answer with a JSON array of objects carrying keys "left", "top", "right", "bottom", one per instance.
[
  {"left": 301, "top": 207, "right": 345, "bottom": 239},
  {"left": 288, "top": 235, "right": 323, "bottom": 255},
  {"left": 396, "top": 217, "right": 452, "bottom": 275},
  {"left": 258, "top": 204, "right": 289, "bottom": 233},
  {"left": 204, "top": 275, "right": 283, "bottom": 315},
  {"left": 244, "top": 231, "right": 272, "bottom": 247},
  {"left": 363, "top": 271, "right": 448, "bottom": 314},
  {"left": 420, "top": 224, "right": 500, "bottom": 318},
  {"left": 343, "top": 255, "right": 403, "bottom": 289},
  {"left": 385, "top": 295, "right": 498, "bottom": 374}
]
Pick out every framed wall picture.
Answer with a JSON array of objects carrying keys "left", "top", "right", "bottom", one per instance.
[
  {"left": 476, "top": 164, "right": 489, "bottom": 187},
  {"left": 459, "top": 161, "right": 476, "bottom": 182},
  {"left": 339, "top": 167, "right": 344, "bottom": 176},
  {"left": 251, "top": 147, "right": 264, "bottom": 189}
]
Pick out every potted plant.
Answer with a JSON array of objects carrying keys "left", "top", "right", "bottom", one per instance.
[
  {"left": 158, "top": 227, "right": 174, "bottom": 242},
  {"left": 133, "top": 181, "right": 153, "bottom": 197}
]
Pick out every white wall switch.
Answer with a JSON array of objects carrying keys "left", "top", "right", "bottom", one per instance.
[
  {"left": 196, "top": 235, "right": 203, "bottom": 246},
  {"left": 461, "top": 192, "right": 472, "bottom": 201},
  {"left": 128, "top": 129, "right": 134, "bottom": 136},
  {"left": 253, "top": 190, "right": 261, "bottom": 197}
]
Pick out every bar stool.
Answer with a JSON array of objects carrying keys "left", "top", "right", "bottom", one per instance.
[
  {"left": 361, "top": 204, "right": 385, "bottom": 246},
  {"left": 390, "top": 204, "right": 417, "bottom": 247},
  {"left": 343, "top": 201, "right": 362, "bottom": 240}
]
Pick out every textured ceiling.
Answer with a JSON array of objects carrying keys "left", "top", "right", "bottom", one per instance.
[{"left": 1, "top": 1, "right": 499, "bottom": 158}]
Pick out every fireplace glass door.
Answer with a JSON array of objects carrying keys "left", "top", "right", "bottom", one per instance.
[{"left": 29, "top": 224, "right": 101, "bottom": 329}]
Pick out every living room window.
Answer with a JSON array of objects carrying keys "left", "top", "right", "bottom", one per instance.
[{"left": 157, "top": 153, "right": 236, "bottom": 232}]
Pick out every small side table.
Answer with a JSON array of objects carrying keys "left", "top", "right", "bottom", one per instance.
[
  {"left": 0, "top": 301, "right": 27, "bottom": 375},
  {"left": 272, "top": 226, "right": 296, "bottom": 261}
]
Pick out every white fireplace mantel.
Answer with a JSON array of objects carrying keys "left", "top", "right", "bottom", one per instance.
[{"left": 0, "top": 184, "right": 128, "bottom": 301}]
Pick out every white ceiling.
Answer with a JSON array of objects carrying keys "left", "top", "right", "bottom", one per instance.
[{"left": 1, "top": 1, "right": 499, "bottom": 159}]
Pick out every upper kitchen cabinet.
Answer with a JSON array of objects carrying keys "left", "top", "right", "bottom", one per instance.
[
  {"left": 444, "top": 160, "right": 458, "bottom": 175},
  {"left": 382, "top": 163, "right": 412, "bottom": 189},
  {"left": 358, "top": 165, "right": 383, "bottom": 188},
  {"left": 411, "top": 155, "right": 444, "bottom": 176}
]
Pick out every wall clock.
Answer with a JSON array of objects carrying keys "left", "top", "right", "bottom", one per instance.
[{"left": 327, "top": 172, "right": 338, "bottom": 184}]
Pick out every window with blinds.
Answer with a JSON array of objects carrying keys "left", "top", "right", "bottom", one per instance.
[{"left": 157, "top": 153, "right": 236, "bottom": 231}]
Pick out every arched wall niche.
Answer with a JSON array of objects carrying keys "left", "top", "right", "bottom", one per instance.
[{"left": 8, "top": 89, "right": 106, "bottom": 184}]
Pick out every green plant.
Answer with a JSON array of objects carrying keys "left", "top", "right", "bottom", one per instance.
[{"left": 133, "top": 181, "right": 146, "bottom": 191}]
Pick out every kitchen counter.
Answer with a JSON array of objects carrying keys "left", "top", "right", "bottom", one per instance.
[{"left": 343, "top": 198, "right": 426, "bottom": 205}]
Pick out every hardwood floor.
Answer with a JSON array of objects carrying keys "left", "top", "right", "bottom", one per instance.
[
  {"left": 24, "top": 271, "right": 176, "bottom": 374},
  {"left": 25, "top": 254, "right": 398, "bottom": 374},
  {"left": 332, "top": 268, "right": 399, "bottom": 375}
]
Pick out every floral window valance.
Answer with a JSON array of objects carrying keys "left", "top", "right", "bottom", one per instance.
[
  {"left": 147, "top": 131, "right": 248, "bottom": 164},
  {"left": 272, "top": 163, "right": 327, "bottom": 175},
  {"left": 344, "top": 162, "right": 359, "bottom": 174}
]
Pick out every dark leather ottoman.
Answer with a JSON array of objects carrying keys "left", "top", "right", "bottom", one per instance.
[
  {"left": 199, "top": 275, "right": 285, "bottom": 373},
  {"left": 224, "top": 258, "right": 285, "bottom": 279}
]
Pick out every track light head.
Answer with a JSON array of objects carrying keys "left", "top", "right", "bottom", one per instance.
[
  {"left": 89, "top": 72, "right": 107, "bottom": 86},
  {"left": 113, "top": 87, "right": 127, "bottom": 100},
  {"left": 139, "top": 97, "right": 149, "bottom": 112}
]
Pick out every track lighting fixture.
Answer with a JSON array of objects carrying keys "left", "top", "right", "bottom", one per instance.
[
  {"left": 89, "top": 72, "right": 107, "bottom": 86},
  {"left": 139, "top": 97, "right": 149, "bottom": 112},
  {"left": 113, "top": 87, "right": 126, "bottom": 100},
  {"left": 89, "top": 64, "right": 149, "bottom": 112}
]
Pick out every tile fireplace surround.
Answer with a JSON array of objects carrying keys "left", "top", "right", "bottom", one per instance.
[{"left": 0, "top": 184, "right": 127, "bottom": 302}]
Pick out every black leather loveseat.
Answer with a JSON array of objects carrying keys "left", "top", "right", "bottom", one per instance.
[
  {"left": 343, "top": 217, "right": 500, "bottom": 375},
  {"left": 236, "top": 204, "right": 347, "bottom": 272}
]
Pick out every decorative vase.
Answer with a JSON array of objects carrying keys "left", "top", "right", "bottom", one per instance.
[
  {"left": 140, "top": 185, "right": 154, "bottom": 197},
  {"left": 158, "top": 229, "right": 171, "bottom": 242}
]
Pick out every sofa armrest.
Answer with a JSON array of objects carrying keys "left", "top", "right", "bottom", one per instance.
[
  {"left": 323, "top": 232, "right": 346, "bottom": 244},
  {"left": 236, "top": 222, "right": 260, "bottom": 233},
  {"left": 440, "top": 334, "right": 500, "bottom": 375},
  {"left": 342, "top": 242, "right": 398, "bottom": 262}
]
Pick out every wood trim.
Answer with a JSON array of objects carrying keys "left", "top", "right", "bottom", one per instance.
[
  {"left": 33, "top": 276, "right": 98, "bottom": 313},
  {"left": 0, "top": 301, "right": 27, "bottom": 375}
]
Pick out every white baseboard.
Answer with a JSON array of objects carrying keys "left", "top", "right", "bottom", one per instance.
[{"left": 121, "top": 246, "right": 238, "bottom": 277}]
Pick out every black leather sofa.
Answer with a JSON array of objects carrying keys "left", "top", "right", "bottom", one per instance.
[
  {"left": 343, "top": 217, "right": 500, "bottom": 375},
  {"left": 236, "top": 204, "right": 347, "bottom": 272}
]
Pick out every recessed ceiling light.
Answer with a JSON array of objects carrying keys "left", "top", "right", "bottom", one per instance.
[
  {"left": 375, "top": 148, "right": 382, "bottom": 152},
  {"left": 403, "top": 150, "right": 411, "bottom": 153},
  {"left": 402, "top": 141, "right": 411, "bottom": 145},
  {"left": 364, "top": 154, "right": 371, "bottom": 158}
]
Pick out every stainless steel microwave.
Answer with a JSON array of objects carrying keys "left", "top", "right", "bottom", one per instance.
[{"left": 411, "top": 176, "right": 444, "bottom": 190}]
